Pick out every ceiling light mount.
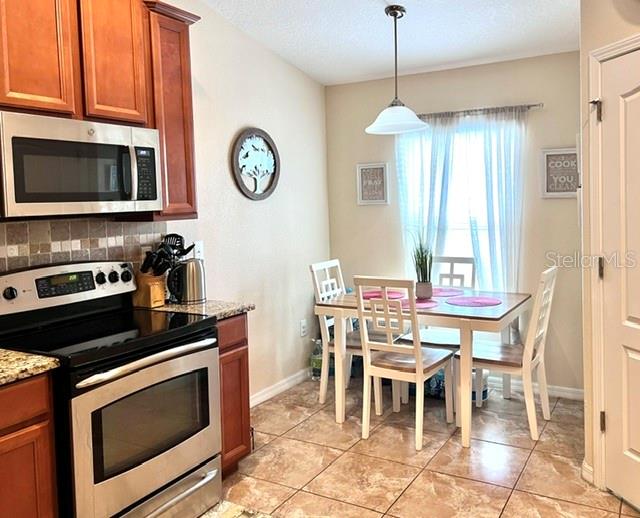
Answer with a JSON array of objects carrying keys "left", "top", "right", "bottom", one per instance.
[
  {"left": 365, "top": 4, "right": 427, "bottom": 135},
  {"left": 384, "top": 5, "right": 406, "bottom": 19}
]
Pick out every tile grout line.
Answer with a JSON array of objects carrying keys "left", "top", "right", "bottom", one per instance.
[
  {"left": 381, "top": 425, "right": 458, "bottom": 515},
  {"left": 498, "top": 431, "right": 538, "bottom": 517}
]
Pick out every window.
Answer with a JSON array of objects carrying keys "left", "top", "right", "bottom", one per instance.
[{"left": 396, "top": 108, "right": 528, "bottom": 291}]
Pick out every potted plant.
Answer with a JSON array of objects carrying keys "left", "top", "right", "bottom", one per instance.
[{"left": 413, "top": 236, "right": 433, "bottom": 299}]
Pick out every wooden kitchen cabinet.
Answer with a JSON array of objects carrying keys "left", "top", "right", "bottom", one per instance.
[
  {"left": 0, "top": 375, "right": 57, "bottom": 518},
  {"left": 145, "top": 1, "right": 199, "bottom": 219},
  {"left": 80, "top": 0, "right": 149, "bottom": 123},
  {"left": 218, "top": 313, "right": 251, "bottom": 475},
  {"left": 0, "top": 0, "right": 79, "bottom": 114}
]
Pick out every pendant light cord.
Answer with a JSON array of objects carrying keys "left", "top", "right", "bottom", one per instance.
[{"left": 393, "top": 12, "right": 398, "bottom": 101}]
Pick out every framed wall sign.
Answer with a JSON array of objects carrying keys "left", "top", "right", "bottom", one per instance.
[
  {"left": 542, "top": 148, "right": 579, "bottom": 198},
  {"left": 356, "top": 163, "right": 389, "bottom": 205}
]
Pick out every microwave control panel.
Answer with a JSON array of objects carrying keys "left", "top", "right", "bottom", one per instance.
[{"left": 136, "top": 147, "right": 157, "bottom": 201}]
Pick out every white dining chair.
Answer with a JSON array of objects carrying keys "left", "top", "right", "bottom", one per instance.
[
  {"left": 453, "top": 266, "right": 558, "bottom": 439},
  {"left": 433, "top": 256, "right": 477, "bottom": 288},
  {"left": 309, "top": 259, "right": 384, "bottom": 414},
  {"left": 399, "top": 256, "right": 484, "bottom": 406},
  {"left": 354, "top": 276, "right": 454, "bottom": 450}
]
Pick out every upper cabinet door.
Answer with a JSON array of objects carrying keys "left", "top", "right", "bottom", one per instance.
[
  {"left": 80, "top": 0, "right": 148, "bottom": 123},
  {"left": 0, "top": 0, "right": 78, "bottom": 114},
  {"left": 148, "top": 9, "right": 198, "bottom": 217}
]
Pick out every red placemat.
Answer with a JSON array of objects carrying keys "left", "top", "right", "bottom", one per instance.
[
  {"left": 432, "top": 287, "right": 464, "bottom": 297},
  {"left": 401, "top": 298, "right": 438, "bottom": 309},
  {"left": 362, "top": 289, "right": 405, "bottom": 300},
  {"left": 446, "top": 296, "right": 502, "bottom": 307}
]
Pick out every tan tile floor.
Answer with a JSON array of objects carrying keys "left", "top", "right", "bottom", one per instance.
[{"left": 218, "top": 377, "right": 637, "bottom": 517}]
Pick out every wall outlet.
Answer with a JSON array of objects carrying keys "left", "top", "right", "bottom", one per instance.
[
  {"left": 193, "top": 240, "right": 205, "bottom": 260},
  {"left": 299, "top": 319, "right": 308, "bottom": 337}
]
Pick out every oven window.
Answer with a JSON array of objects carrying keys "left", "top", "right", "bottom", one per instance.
[
  {"left": 12, "top": 137, "right": 131, "bottom": 202},
  {"left": 91, "top": 369, "right": 209, "bottom": 483}
]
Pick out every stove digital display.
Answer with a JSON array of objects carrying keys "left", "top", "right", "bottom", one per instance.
[
  {"left": 50, "top": 273, "right": 78, "bottom": 286},
  {"left": 36, "top": 271, "right": 95, "bottom": 298}
]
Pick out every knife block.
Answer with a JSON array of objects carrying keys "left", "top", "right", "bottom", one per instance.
[{"left": 133, "top": 273, "right": 166, "bottom": 308}]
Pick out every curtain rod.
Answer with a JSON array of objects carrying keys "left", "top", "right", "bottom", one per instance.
[{"left": 419, "top": 103, "right": 543, "bottom": 119}]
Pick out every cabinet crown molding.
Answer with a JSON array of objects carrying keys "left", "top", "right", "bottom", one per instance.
[{"left": 144, "top": 1, "right": 200, "bottom": 24}]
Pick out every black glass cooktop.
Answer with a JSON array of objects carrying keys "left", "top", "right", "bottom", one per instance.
[{"left": 0, "top": 307, "right": 216, "bottom": 368}]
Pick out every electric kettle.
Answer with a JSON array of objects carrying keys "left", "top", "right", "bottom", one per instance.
[{"left": 167, "top": 258, "right": 206, "bottom": 304}]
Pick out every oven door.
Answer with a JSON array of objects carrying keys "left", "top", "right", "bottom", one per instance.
[{"left": 71, "top": 341, "right": 220, "bottom": 518}]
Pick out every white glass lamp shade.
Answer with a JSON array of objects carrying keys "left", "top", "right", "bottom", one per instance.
[{"left": 366, "top": 104, "right": 428, "bottom": 135}]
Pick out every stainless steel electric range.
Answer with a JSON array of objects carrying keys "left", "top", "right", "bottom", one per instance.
[{"left": 0, "top": 261, "right": 222, "bottom": 518}]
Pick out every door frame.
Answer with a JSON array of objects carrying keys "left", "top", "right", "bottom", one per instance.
[{"left": 586, "top": 32, "right": 640, "bottom": 490}]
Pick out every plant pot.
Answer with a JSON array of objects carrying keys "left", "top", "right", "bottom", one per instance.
[{"left": 416, "top": 281, "right": 433, "bottom": 299}]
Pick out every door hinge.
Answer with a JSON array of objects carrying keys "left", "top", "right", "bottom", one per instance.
[
  {"left": 590, "top": 98, "right": 603, "bottom": 122},
  {"left": 598, "top": 256, "right": 605, "bottom": 279},
  {"left": 600, "top": 411, "right": 606, "bottom": 432}
]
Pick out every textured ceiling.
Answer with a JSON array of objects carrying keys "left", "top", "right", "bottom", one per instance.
[{"left": 204, "top": 0, "right": 579, "bottom": 85}]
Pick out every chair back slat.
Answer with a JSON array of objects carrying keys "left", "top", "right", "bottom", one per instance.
[
  {"left": 433, "top": 256, "right": 476, "bottom": 288},
  {"left": 523, "top": 266, "right": 558, "bottom": 365},
  {"left": 354, "top": 276, "right": 423, "bottom": 375},
  {"left": 310, "top": 259, "right": 353, "bottom": 337}
]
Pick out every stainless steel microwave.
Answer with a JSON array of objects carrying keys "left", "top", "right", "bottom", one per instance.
[{"left": 0, "top": 111, "right": 163, "bottom": 217}]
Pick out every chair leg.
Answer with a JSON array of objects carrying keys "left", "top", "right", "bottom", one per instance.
[
  {"left": 319, "top": 344, "right": 330, "bottom": 404},
  {"left": 444, "top": 362, "right": 454, "bottom": 424},
  {"left": 401, "top": 381, "right": 409, "bottom": 404},
  {"left": 522, "top": 370, "right": 539, "bottom": 440},
  {"left": 502, "top": 374, "right": 512, "bottom": 399},
  {"left": 362, "top": 373, "right": 371, "bottom": 439},
  {"left": 392, "top": 380, "right": 401, "bottom": 413},
  {"left": 474, "top": 368, "right": 484, "bottom": 408},
  {"left": 454, "top": 359, "right": 461, "bottom": 427},
  {"left": 537, "top": 362, "right": 551, "bottom": 421},
  {"left": 344, "top": 353, "right": 353, "bottom": 389},
  {"left": 373, "top": 376, "right": 383, "bottom": 416},
  {"left": 415, "top": 378, "right": 425, "bottom": 451}
]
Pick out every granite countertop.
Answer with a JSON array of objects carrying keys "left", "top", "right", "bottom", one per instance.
[
  {"left": 155, "top": 300, "right": 256, "bottom": 320},
  {"left": 0, "top": 349, "right": 60, "bottom": 387}
]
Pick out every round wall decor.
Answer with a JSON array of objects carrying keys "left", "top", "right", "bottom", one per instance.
[{"left": 231, "top": 127, "right": 280, "bottom": 200}]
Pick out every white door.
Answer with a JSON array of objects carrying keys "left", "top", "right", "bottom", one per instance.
[{"left": 601, "top": 47, "right": 640, "bottom": 507}]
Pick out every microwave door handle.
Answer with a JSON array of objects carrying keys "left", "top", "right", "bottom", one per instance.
[
  {"left": 75, "top": 338, "right": 217, "bottom": 389},
  {"left": 129, "top": 145, "right": 138, "bottom": 201}
]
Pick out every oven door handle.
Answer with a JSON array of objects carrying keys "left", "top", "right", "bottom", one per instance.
[
  {"left": 75, "top": 338, "right": 217, "bottom": 389},
  {"left": 145, "top": 468, "right": 219, "bottom": 518}
]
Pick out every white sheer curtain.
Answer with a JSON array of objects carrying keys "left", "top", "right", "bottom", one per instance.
[{"left": 395, "top": 107, "right": 528, "bottom": 291}]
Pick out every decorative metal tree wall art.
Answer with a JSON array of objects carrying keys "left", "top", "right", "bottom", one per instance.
[{"left": 231, "top": 127, "right": 280, "bottom": 200}]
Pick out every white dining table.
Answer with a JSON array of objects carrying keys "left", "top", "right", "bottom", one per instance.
[{"left": 314, "top": 289, "right": 532, "bottom": 448}]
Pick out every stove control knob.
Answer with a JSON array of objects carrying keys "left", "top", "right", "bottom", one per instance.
[
  {"left": 120, "top": 270, "right": 133, "bottom": 283},
  {"left": 3, "top": 287, "right": 18, "bottom": 300},
  {"left": 108, "top": 271, "right": 120, "bottom": 284},
  {"left": 95, "top": 272, "right": 107, "bottom": 285}
]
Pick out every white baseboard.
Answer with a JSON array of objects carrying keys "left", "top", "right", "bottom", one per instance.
[
  {"left": 487, "top": 374, "right": 584, "bottom": 401},
  {"left": 581, "top": 460, "right": 594, "bottom": 484},
  {"left": 250, "top": 368, "right": 311, "bottom": 408}
]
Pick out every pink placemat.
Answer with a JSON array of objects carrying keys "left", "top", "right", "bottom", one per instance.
[
  {"left": 362, "top": 289, "right": 405, "bottom": 300},
  {"left": 432, "top": 287, "right": 464, "bottom": 297},
  {"left": 401, "top": 298, "right": 438, "bottom": 309},
  {"left": 446, "top": 296, "right": 502, "bottom": 307}
]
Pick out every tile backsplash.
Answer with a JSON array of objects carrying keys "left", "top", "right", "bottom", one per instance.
[{"left": 0, "top": 219, "right": 166, "bottom": 272}]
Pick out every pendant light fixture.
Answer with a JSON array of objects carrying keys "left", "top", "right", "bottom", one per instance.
[{"left": 365, "top": 5, "right": 427, "bottom": 135}]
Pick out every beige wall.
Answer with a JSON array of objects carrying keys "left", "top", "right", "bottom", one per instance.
[
  {"left": 579, "top": 0, "right": 640, "bottom": 478},
  {"left": 326, "top": 52, "right": 582, "bottom": 389},
  {"left": 166, "top": 0, "right": 329, "bottom": 396}
]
